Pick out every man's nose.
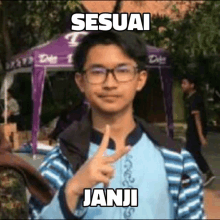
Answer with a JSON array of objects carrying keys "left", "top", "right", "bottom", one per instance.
[{"left": 103, "top": 71, "right": 118, "bottom": 87}]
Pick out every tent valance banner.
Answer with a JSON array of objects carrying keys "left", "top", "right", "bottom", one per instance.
[
  {"left": 5, "top": 31, "right": 173, "bottom": 155},
  {"left": 6, "top": 32, "right": 171, "bottom": 71}
]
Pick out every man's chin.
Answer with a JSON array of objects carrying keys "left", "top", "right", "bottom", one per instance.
[
  {"left": 90, "top": 99, "right": 132, "bottom": 115},
  {"left": 98, "top": 107, "right": 121, "bottom": 115},
  {"left": 94, "top": 104, "right": 126, "bottom": 115}
]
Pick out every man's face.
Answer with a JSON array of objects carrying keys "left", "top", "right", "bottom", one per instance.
[
  {"left": 75, "top": 44, "right": 147, "bottom": 115},
  {"left": 181, "top": 79, "right": 194, "bottom": 94}
]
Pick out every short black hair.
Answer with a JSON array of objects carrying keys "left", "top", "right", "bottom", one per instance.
[
  {"left": 181, "top": 74, "right": 199, "bottom": 89},
  {"left": 73, "top": 31, "right": 148, "bottom": 73}
]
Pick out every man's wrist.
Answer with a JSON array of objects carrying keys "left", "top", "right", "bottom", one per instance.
[
  {"left": 64, "top": 179, "right": 81, "bottom": 213},
  {"left": 66, "top": 177, "right": 83, "bottom": 197},
  {"left": 200, "top": 136, "right": 205, "bottom": 141},
  {"left": 198, "top": 133, "right": 204, "bottom": 140},
  {"left": 59, "top": 183, "right": 81, "bottom": 219}
]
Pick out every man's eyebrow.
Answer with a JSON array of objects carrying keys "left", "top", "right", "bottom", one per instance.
[
  {"left": 86, "top": 62, "right": 134, "bottom": 69},
  {"left": 87, "top": 64, "right": 105, "bottom": 68},
  {"left": 116, "top": 63, "right": 134, "bottom": 67}
]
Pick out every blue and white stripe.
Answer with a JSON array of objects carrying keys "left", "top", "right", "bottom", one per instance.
[{"left": 29, "top": 146, "right": 206, "bottom": 219}]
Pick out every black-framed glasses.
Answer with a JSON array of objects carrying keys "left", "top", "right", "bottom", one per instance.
[{"left": 82, "top": 65, "right": 138, "bottom": 84}]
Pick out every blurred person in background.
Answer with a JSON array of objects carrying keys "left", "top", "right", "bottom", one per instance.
[
  {"left": 181, "top": 75, "right": 216, "bottom": 187},
  {"left": 1, "top": 88, "right": 23, "bottom": 130}
]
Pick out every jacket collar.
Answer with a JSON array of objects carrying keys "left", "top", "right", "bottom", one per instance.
[
  {"left": 91, "top": 122, "right": 143, "bottom": 150},
  {"left": 58, "top": 111, "right": 181, "bottom": 168}
]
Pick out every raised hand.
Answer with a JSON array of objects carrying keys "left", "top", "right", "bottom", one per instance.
[{"left": 65, "top": 125, "right": 131, "bottom": 210}]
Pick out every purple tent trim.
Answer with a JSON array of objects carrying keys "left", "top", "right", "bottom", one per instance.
[{"left": 5, "top": 31, "right": 173, "bottom": 155}]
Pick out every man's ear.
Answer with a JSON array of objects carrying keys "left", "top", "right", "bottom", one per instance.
[
  {"left": 136, "top": 70, "right": 148, "bottom": 92},
  {"left": 75, "top": 73, "right": 85, "bottom": 93}
]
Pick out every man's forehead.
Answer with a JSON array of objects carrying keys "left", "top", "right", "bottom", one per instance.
[
  {"left": 85, "top": 45, "right": 134, "bottom": 62},
  {"left": 86, "top": 44, "right": 133, "bottom": 59},
  {"left": 182, "top": 79, "right": 190, "bottom": 83},
  {"left": 87, "top": 43, "right": 122, "bottom": 52}
]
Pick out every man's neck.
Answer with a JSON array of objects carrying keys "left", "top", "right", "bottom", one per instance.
[
  {"left": 91, "top": 106, "right": 136, "bottom": 147},
  {"left": 187, "top": 90, "right": 196, "bottom": 98}
]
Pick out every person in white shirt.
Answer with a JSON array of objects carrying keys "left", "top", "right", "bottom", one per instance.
[{"left": 1, "top": 88, "right": 22, "bottom": 130}]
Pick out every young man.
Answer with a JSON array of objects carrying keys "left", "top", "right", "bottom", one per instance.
[
  {"left": 29, "top": 31, "right": 205, "bottom": 219},
  {"left": 181, "top": 75, "right": 216, "bottom": 186}
]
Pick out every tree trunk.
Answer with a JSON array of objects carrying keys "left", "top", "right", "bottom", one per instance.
[
  {"left": 79, "top": 2, "right": 90, "bottom": 13},
  {"left": 112, "top": 0, "right": 123, "bottom": 13}
]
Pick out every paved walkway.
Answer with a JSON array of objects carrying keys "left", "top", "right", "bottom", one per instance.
[
  {"left": 204, "top": 189, "right": 220, "bottom": 219},
  {"left": 202, "top": 132, "right": 220, "bottom": 219},
  {"left": 16, "top": 131, "right": 220, "bottom": 218}
]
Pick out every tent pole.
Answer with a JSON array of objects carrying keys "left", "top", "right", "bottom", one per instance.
[
  {"left": 4, "top": 80, "right": 8, "bottom": 124},
  {"left": 32, "top": 65, "right": 47, "bottom": 159},
  {"left": 159, "top": 66, "right": 173, "bottom": 138},
  {"left": 158, "top": 66, "right": 168, "bottom": 136},
  {"left": 159, "top": 66, "right": 174, "bottom": 138}
]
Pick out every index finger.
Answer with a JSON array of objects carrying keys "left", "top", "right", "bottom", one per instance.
[
  {"left": 105, "top": 146, "right": 131, "bottom": 163},
  {"left": 96, "top": 124, "right": 110, "bottom": 156}
]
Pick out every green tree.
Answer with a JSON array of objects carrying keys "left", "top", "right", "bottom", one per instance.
[
  {"left": 0, "top": 0, "right": 83, "bottom": 71},
  {"left": 168, "top": 1, "right": 220, "bottom": 86},
  {"left": 138, "top": 1, "right": 220, "bottom": 90}
]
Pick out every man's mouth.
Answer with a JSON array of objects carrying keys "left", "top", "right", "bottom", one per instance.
[
  {"left": 98, "top": 95, "right": 121, "bottom": 102},
  {"left": 98, "top": 95, "right": 120, "bottom": 98}
]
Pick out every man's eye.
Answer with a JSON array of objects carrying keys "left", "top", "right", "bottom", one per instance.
[
  {"left": 90, "top": 68, "right": 105, "bottom": 74},
  {"left": 116, "top": 67, "right": 130, "bottom": 73}
]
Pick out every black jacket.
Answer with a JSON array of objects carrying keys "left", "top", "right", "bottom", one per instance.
[{"left": 58, "top": 112, "right": 181, "bottom": 172}]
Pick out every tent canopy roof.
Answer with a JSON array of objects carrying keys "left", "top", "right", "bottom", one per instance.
[{"left": 6, "top": 31, "right": 171, "bottom": 72}]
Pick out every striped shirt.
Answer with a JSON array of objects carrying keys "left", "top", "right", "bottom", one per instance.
[{"left": 29, "top": 145, "right": 205, "bottom": 219}]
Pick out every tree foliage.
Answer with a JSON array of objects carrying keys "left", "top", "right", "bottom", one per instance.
[
  {"left": 1, "top": 0, "right": 220, "bottom": 90},
  {"left": 0, "top": 0, "right": 125, "bottom": 72},
  {"left": 140, "top": 1, "right": 220, "bottom": 91},
  {"left": 0, "top": 0, "right": 83, "bottom": 70}
]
